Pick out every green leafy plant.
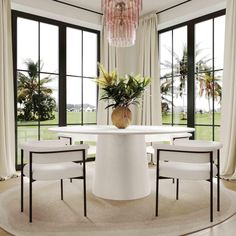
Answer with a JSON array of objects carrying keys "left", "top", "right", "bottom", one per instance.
[
  {"left": 17, "top": 59, "right": 56, "bottom": 121},
  {"left": 96, "top": 64, "right": 151, "bottom": 109}
]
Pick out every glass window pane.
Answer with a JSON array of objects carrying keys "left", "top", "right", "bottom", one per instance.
[
  {"left": 40, "top": 23, "right": 59, "bottom": 73},
  {"left": 195, "top": 126, "right": 213, "bottom": 141},
  {"left": 195, "top": 73, "right": 213, "bottom": 125},
  {"left": 83, "top": 78, "right": 97, "bottom": 123},
  {"left": 83, "top": 32, "right": 98, "bottom": 77},
  {"left": 17, "top": 71, "right": 39, "bottom": 125},
  {"left": 17, "top": 126, "right": 38, "bottom": 164},
  {"left": 173, "top": 76, "right": 187, "bottom": 124},
  {"left": 214, "top": 127, "right": 220, "bottom": 141},
  {"left": 160, "top": 31, "right": 172, "bottom": 78},
  {"left": 195, "top": 20, "right": 213, "bottom": 72},
  {"left": 17, "top": 18, "right": 38, "bottom": 70},
  {"left": 214, "top": 16, "right": 225, "bottom": 70},
  {"left": 67, "top": 76, "right": 82, "bottom": 124},
  {"left": 173, "top": 26, "right": 187, "bottom": 76},
  {"left": 40, "top": 126, "right": 59, "bottom": 140},
  {"left": 67, "top": 28, "right": 82, "bottom": 76},
  {"left": 39, "top": 74, "right": 58, "bottom": 124},
  {"left": 161, "top": 77, "right": 172, "bottom": 124},
  {"left": 214, "top": 71, "right": 222, "bottom": 126}
]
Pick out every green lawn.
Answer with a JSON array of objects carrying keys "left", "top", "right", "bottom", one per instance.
[
  {"left": 162, "top": 112, "right": 220, "bottom": 125},
  {"left": 17, "top": 111, "right": 220, "bottom": 142},
  {"left": 16, "top": 111, "right": 221, "bottom": 164},
  {"left": 17, "top": 111, "right": 97, "bottom": 125},
  {"left": 162, "top": 112, "right": 221, "bottom": 141}
]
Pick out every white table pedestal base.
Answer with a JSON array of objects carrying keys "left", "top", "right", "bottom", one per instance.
[{"left": 92, "top": 134, "right": 151, "bottom": 200}]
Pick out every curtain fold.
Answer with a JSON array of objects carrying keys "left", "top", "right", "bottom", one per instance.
[
  {"left": 97, "top": 26, "right": 119, "bottom": 125},
  {"left": 220, "top": 0, "right": 236, "bottom": 179},
  {"left": 133, "top": 14, "right": 162, "bottom": 125},
  {"left": 0, "top": 0, "right": 16, "bottom": 180},
  {"left": 98, "top": 14, "right": 162, "bottom": 126}
]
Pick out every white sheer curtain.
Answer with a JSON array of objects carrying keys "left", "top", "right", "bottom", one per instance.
[
  {"left": 133, "top": 14, "right": 162, "bottom": 125},
  {"left": 97, "top": 26, "right": 119, "bottom": 125},
  {"left": 220, "top": 0, "right": 236, "bottom": 180},
  {"left": 98, "top": 14, "right": 162, "bottom": 126},
  {"left": 0, "top": 0, "right": 16, "bottom": 180}
]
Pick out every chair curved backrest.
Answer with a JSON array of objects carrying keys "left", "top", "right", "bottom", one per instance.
[
  {"left": 58, "top": 133, "right": 97, "bottom": 159},
  {"left": 58, "top": 133, "right": 97, "bottom": 144},
  {"left": 174, "top": 139, "right": 221, "bottom": 162},
  {"left": 21, "top": 140, "right": 89, "bottom": 164},
  {"left": 169, "top": 132, "right": 192, "bottom": 145},
  {"left": 153, "top": 140, "right": 222, "bottom": 163},
  {"left": 146, "top": 133, "right": 193, "bottom": 164}
]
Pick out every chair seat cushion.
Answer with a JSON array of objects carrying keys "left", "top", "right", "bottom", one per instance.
[
  {"left": 24, "top": 162, "right": 83, "bottom": 181},
  {"left": 159, "top": 162, "right": 217, "bottom": 180}
]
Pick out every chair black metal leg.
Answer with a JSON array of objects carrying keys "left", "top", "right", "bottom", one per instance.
[
  {"left": 176, "top": 179, "right": 179, "bottom": 200},
  {"left": 217, "top": 150, "right": 220, "bottom": 212},
  {"left": 172, "top": 178, "right": 175, "bottom": 184},
  {"left": 210, "top": 152, "right": 213, "bottom": 222},
  {"left": 156, "top": 176, "right": 159, "bottom": 216},
  {"left": 21, "top": 149, "right": 24, "bottom": 212},
  {"left": 61, "top": 179, "right": 64, "bottom": 200},
  {"left": 83, "top": 176, "right": 87, "bottom": 216},
  {"left": 210, "top": 177, "right": 213, "bottom": 222},
  {"left": 29, "top": 178, "right": 32, "bottom": 223},
  {"left": 156, "top": 150, "right": 160, "bottom": 217},
  {"left": 83, "top": 150, "right": 87, "bottom": 217},
  {"left": 149, "top": 154, "right": 155, "bottom": 165},
  {"left": 70, "top": 178, "right": 72, "bottom": 183},
  {"left": 29, "top": 152, "right": 33, "bottom": 223}
]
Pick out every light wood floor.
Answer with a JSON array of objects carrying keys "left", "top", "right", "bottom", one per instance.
[{"left": 0, "top": 177, "right": 236, "bottom": 236}]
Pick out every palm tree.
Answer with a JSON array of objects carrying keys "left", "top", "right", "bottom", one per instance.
[
  {"left": 17, "top": 59, "right": 56, "bottom": 121},
  {"left": 160, "top": 78, "right": 172, "bottom": 113},
  {"left": 160, "top": 43, "right": 222, "bottom": 118},
  {"left": 196, "top": 65, "right": 222, "bottom": 113},
  {"left": 161, "top": 44, "right": 188, "bottom": 119}
]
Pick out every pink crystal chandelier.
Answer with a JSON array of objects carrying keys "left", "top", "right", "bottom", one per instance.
[{"left": 102, "top": 0, "right": 142, "bottom": 47}]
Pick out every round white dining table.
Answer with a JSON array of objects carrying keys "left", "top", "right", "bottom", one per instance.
[{"left": 49, "top": 125, "right": 194, "bottom": 200}]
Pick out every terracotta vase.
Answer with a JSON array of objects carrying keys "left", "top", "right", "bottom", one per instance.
[{"left": 111, "top": 106, "right": 132, "bottom": 129}]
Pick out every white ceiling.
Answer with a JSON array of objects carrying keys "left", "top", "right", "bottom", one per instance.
[{"left": 61, "top": 0, "right": 187, "bottom": 16}]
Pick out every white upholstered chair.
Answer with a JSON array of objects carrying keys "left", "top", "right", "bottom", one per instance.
[
  {"left": 146, "top": 132, "right": 192, "bottom": 164},
  {"left": 153, "top": 139, "right": 222, "bottom": 222},
  {"left": 20, "top": 140, "right": 89, "bottom": 222}
]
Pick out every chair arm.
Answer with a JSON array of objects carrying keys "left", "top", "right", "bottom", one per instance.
[
  {"left": 153, "top": 142, "right": 222, "bottom": 153},
  {"left": 20, "top": 144, "right": 89, "bottom": 153}
]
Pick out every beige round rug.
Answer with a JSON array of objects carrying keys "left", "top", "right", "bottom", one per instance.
[{"left": 0, "top": 163, "right": 236, "bottom": 236}]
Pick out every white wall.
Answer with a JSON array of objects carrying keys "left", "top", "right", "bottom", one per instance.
[{"left": 11, "top": 0, "right": 102, "bottom": 30}]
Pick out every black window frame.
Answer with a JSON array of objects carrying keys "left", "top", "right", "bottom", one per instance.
[
  {"left": 158, "top": 9, "right": 226, "bottom": 140},
  {"left": 12, "top": 10, "right": 100, "bottom": 170}
]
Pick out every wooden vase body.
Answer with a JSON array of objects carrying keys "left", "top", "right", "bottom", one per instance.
[{"left": 111, "top": 107, "right": 132, "bottom": 129}]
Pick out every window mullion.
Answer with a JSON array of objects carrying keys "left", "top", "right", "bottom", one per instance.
[
  {"left": 171, "top": 30, "right": 174, "bottom": 125},
  {"left": 212, "top": 18, "right": 215, "bottom": 140},
  {"left": 81, "top": 31, "right": 84, "bottom": 125},
  {"left": 59, "top": 25, "right": 67, "bottom": 126},
  {"left": 38, "top": 22, "right": 41, "bottom": 140},
  {"left": 187, "top": 21, "right": 195, "bottom": 137}
]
